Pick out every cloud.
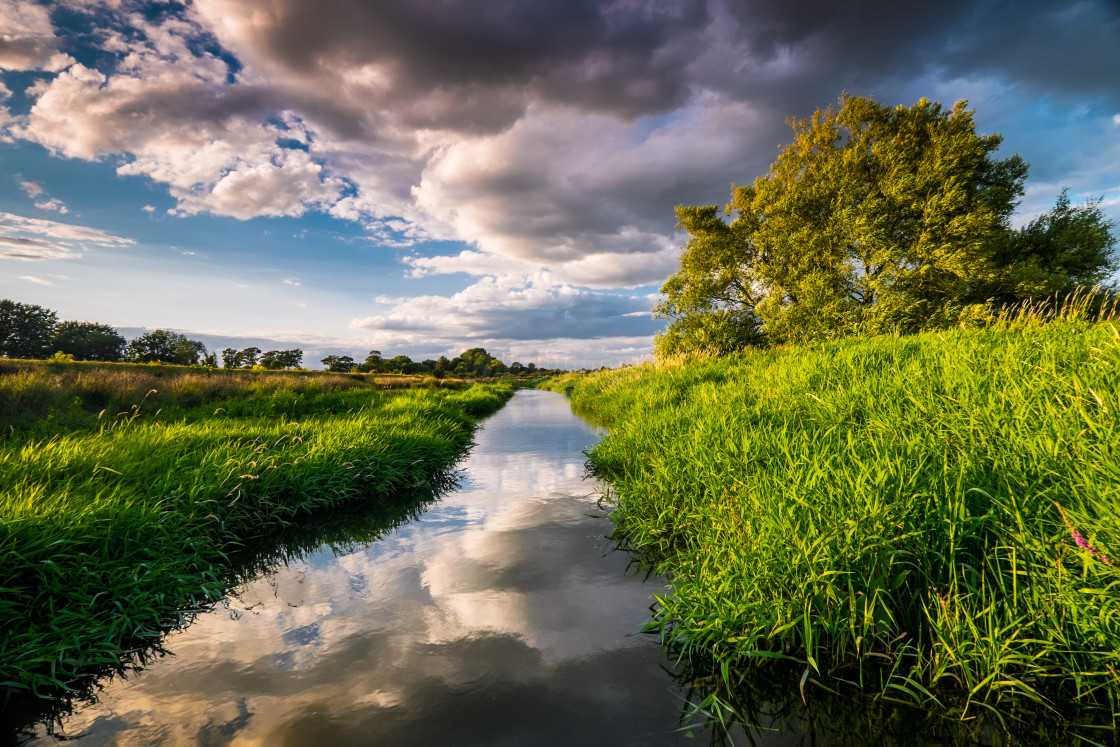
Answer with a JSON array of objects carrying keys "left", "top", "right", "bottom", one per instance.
[
  {"left": 349, "top": 276, "right": 661, "bottom": 345},
  {"left": 34, "top": 198, "right": 68, "bottom": 213},
  {"left": 18, "top": 274, "right": 52, "bottom": 285},
  {"left": 0, "top": 211, "right": 134, "bottom": 260},
  {"left": 0, "top": 235, "right": 77, "bottom": 261},
  {"left": 17, "top": 179, "right": 69, "bottom": 212},
  {"left": 4, "top": 0, "right": 1119, "bottom": 295},
  {"left": 403, "top": 245, "right": 681, "bottom": 290},
  {"left": 0, "top": 0, "right": 75, "bottom": 72},
  {"left": 19, "top": 179, "right": 44, "bottom": 198},
  {"left": 14, "top": 14, "right": 344, "bottom": 221}
]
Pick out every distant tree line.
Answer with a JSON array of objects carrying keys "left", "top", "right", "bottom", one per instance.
[
  {"left": 655, "top": 95, "right": 1118, "bottom": 357},
  {"left": 0, "top": 300, "right": 302, "bottom": 369},
  {"left": 220, "top": 346, "right": 304, "bottom": 370},
  {"left": 0, "top": 300, "right": 560, "bottom": 377},
  {"left": 320, "top": 347, "right": 560, "bottom": 378}
]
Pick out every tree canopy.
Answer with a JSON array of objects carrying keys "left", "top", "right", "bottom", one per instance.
[
  {"left": 52, "top": 321, "right": 127, "bottom": 362},
  {"left": 0, "top": 300, "right": 58, "bottom": 359},
  {"left": 655, "top": 95, "right": 1117, "bottom": 356},
  {"left": 126, "top": 330, "right": 208, "bottom": 365}
]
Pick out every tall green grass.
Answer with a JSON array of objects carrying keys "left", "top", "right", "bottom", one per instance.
[
  {"left": 0, "top": 368, "right": 511, "bottom": 697},
  {"left": 559, "top": 307, "right": 1120, "bottom": 724}
]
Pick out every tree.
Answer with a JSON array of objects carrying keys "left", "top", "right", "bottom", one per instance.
[
  {"left": 653, "top": 204, "right": 765, "bottom": 356},
  {"left": 51, "top": 321, "right": 126, "bottom": 361},
  {"left": 260, "top": 349, "right": 303, "bottom": 370},
  {"left": 321, "top": 354, "right": 356, "bottom": 372},
  {"left": 126, "top": 329, "right": 207, "bottom": 365},
  {"left": 0, "top": 300, "right": 58, "bottom": 359},
  {"left": 433, "top": 355, "right": 450, "bottom": 377},
  {"left": 358, "top": 350, "right": 383, "bottom": 373},
  {"left": 237, "top": 347, "right": 261, "bottom": 368},
  {"left": 221, "top": 348, "right": 240, "bottom": 368},
  {"left": 979, "top": 189, "right": 1118, "bottom": 303},
  {"left": 656, "top": 95, "right": 1039, "bottom": 352},
  {"left": 385, "top": 354, "right": 413, "bottom": 373},
  {"left": 455, "top": 347, "right": 507, "bottom": 377}
]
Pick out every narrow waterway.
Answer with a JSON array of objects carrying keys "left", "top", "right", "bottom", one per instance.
[{"left": 21, "top": 390, "right": 707, "bottom": 746}]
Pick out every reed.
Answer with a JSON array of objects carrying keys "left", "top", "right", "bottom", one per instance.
[
  {"left": 559, "top": 292, "right": 1120, "bottom": 725},
  {"left": 0, "top": 371, "right": 511, "bottom": 697}
]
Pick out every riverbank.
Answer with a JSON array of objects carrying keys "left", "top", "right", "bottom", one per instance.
[
  {"left": 0, "top": 364, "right": 512, "bottom": 697},
  {"left": 546, "top": 320, "right": 1120, "bottom": 722}
]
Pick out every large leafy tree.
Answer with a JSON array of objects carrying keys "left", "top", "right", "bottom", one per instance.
[
  {"left": 0, "top": 300, "right": 58, "bottom": 359},
  {"left": 656, "top": 95, "right": 1086, "bottom": 352},
  {"left": 51, "top": 321, "right": 127, "bottom": 361}
]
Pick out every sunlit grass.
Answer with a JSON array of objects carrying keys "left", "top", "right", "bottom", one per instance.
[
  {"left": 0, "top": 369, "right": 511, "bottom": 696},
  {"left": 0, "top": 359, "right": 473, "bottom": 437},
  {"left": 558, "top": 294, "right": 1120, "bottom": 723}
]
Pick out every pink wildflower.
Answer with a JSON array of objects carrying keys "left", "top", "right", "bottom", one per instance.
[{"left": 1056, "top": 503, "right": 1111, "bottom": 565}]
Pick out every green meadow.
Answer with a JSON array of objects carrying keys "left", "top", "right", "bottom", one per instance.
[
  {"left": 0, "top": 362, "right": 511, "bottom": 696},
  {"left": 548, "top": 309, "right": 1120, "bottom": 723}
]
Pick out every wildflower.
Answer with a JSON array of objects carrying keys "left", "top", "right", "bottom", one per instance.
[{"left": 1056, "top": 503, "right": 1111, "bottom": 565}]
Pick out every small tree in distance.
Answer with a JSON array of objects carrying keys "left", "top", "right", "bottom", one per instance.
[
  {"left": 126, "top": 329, "right": 208, "bottom": 365},
  {"left": 0, "top": 300, "right": 58, "bottom": 359},
  {"left": 52, "top": 321, "right": 127, "bottom": 361},
  {"left": 321, "top": 354, "right": 356, "bottom": 372}
]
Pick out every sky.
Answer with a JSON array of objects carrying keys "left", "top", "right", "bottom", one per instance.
[{"left": 1, "top": 0, "right": 1118, "bottom": 369}]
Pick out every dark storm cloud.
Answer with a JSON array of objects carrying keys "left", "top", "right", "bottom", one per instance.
[
  {"left": 211, "top": 0, "right": 1120, "bottom": 136},
  {"left": 231, "top": 0, "right": 709, "bottom": 126},
  {"left": 942, "top": 1, "right": 1120, "bottom": 103}
]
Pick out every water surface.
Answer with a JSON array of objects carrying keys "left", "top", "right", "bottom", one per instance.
[{"left": 23, "top": 390, "right": 702, "bottom": 745}]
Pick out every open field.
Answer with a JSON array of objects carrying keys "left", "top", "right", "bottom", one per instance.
[
  {"left": 0, "top": 362, "right": 512, "bottom": 696},
  {"left": 548, "top": 315, "right": 1120, "bottom": 723},
  {"left": 0, "top": 359, "right": 479, "bottom": 437}
]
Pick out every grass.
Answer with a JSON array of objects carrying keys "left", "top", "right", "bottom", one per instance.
[
  {"left": 548, "top": 298, "right": 1120, "bottom": 727},
  {"left": 0, "top": 359, "right": 474, "bottom": 437},
  {"left": 0, "top": 362, "right": 512, "bottom": 698}
]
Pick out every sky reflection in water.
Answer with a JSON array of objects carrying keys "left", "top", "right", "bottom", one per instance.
[{"left": 33, "top": 390, "right": 698, "bottom": 746}]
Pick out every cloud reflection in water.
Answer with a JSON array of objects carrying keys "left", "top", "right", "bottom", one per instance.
[{"left": 43, "top": 391, "right": 691, "bottom": 746}]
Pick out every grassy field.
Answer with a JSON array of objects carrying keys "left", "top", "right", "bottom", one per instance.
[
  {"left": 0, "top": 359, "right": 476, "bottom": 437},
  {"left": 547, "top": 312, "right": 1120, "bottom": 724},
  {"left": 0, "top": 362, "right": 512, "bottom": 697}
]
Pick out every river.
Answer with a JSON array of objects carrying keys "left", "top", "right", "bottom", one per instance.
[{"left": 18, "top": 389, "right": 719, "bottom": 745}]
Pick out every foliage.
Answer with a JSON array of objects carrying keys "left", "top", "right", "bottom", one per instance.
[
  {"left": 259, "top": 348, "right": 303, "bottom": 370},
  {"left": 321, "top": 354, "right": 357, "bottom": 372},
  {"left": 0, "top": 371, "right": 512, "bottom": 696},
  {"left": 222, "top": 346, "right": 260, "bottom": 368},
  {"left": 564, "top": 296, "right": 1120, "bottom": 721},
  {"left": 981, "top": 188, "right": 1119, "bottom": 303},
  {"left": 0, "top": 299, "right": 58, "bottom": 359},
  {"left": 51, "top": 320, "right": 127, "bottom": 362},
  {"left": 656, "top": 95, "right": 1117, "bottom": 355},
  {"left": 126, "top": 329, "right": 208, "bottom": 365}
]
